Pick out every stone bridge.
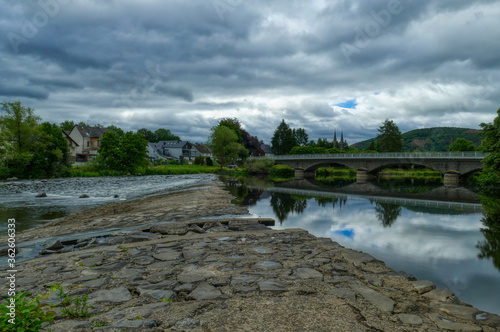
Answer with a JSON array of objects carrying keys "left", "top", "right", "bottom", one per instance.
[{"left": 262, "top": 152, "right": 486, "bottom": 186}]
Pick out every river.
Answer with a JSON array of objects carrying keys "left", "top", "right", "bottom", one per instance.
[
  {"left": 1, "top": 174, "right": 499, "bottom": 316},
  {"left": 226, "top": 176, "right": 500, "bottom": 316}
]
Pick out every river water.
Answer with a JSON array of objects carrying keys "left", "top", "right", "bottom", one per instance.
[
  {"left": 1, "top": 174, "right": 499, "bottom": 315},
  {"left": 0, "top": 174, "right": 218, "bottom": 232},
  {"left": 226, "top": 177, "right": 500, "bottom": 316}
]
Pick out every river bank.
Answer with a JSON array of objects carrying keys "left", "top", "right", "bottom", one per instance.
[{"left": 1, "top": 180, "right": 499, "bottom": 331}]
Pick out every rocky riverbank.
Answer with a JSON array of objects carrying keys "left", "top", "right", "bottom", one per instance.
[{"left": 2, "top": 181, "right": 499, "bottom": 331}]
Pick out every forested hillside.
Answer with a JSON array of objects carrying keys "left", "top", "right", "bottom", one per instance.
[{"left": 353, "top": 127, "right": 482, "bottom": 152}]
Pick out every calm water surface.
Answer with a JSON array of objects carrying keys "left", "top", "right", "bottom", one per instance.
[{"left": 228, "top": 177, "right": 500, "bottom": 315}]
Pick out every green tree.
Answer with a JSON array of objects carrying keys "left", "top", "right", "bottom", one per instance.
[
  {"left": 476, "top": 193, "right": 500, "bottom": 272},
  {"left": 449, "top": 138, "right": 476, "bottom": 152},
  {"left": 137, "top": 128, "right": 156, "bottom": 142},
  {"left": 60, "top": 120, "right": 76, "bottom": 131},
  {"left": 154, "top": 128, "right": 180, "bottom": 142},
  {"left": 376, "top": 120, "right": 403, "bottom": 152},
  {"left": 367, "top": 140, "right": 378, "bottom": 152},
  {"left": 97, "top": 129, "right": 148, "bottom": 172},
  {"left": 29, "top": 122, "right": 71, "bottom": 178},
  {"left": 316, "top": 138, "right": 333, "bottom": 149},
  {"left": 0, "top": 101, "right": 42, "bottom": 178},
  {"left": 478, "top": 108, "right": 500, "bottom": 186},
  {"left": 219, "top": 118, "right": 243, "bottom": 143},
  {"left": 208, "top": 125, "right": 246, "bottom": 170},
  {"left": 271, "top": 120, "right": 297, "bottom": 155},
  {"left": 293, "top": 128, "right": 309, "bottom": 146}
]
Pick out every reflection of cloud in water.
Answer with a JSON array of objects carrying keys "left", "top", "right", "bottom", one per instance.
[
  {"left": 251, "top": 192, "right": 500, "bottom": 316},
  {"left": 271, "top": 197, "right": 483, "bottom": 261}
]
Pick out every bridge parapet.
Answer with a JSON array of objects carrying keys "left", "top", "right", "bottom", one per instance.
[{"left": 260, "top": 151, "right": 486, "bottom": 160}]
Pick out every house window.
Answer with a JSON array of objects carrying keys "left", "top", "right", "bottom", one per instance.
[{"left": 87, "top": 141, "right": 90, "bottom": 147}]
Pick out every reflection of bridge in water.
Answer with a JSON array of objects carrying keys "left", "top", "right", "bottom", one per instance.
[{"left": 248, "top": 179, "right": 482, "bottom": 213}]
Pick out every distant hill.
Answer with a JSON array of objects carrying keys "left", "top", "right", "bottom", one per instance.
[{"left": 352, "top": 127, "right": 482, "bottom": 152}]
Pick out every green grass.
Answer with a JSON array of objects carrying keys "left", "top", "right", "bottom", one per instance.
[{"left": 70, "top": 164, "right": 247, "bottom": 177}]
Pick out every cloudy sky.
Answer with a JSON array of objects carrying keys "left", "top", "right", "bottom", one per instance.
[{"left": 1, "top": 0, "right": 499, "bottom": 144}]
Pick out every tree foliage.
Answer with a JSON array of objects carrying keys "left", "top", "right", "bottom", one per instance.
[
  {"left": 219, "top": 117, "right": 264, "bottom": 156},
  {"left": 0, "top": 102, "right": 71, "bottom": 178},
  {"left": 376, "top": 120, "right": 403, "bottom": 152},
  {"left": 137, "top": 128, "right": 156, "bottom": 142},
  {"left": 271, "top": 120, "right": 297, "bottom": 155},
  {"left": 478, "top": 108, "right": 500, "bottom": 186},
  {"left": 96, "top": 129, "right": 149, "bottom": 172},
  {"left": 208, "top": 125, "right": 247, "bottom": 170},
  {"left": 218, "top": 118, "right": 243, "bottom": 144},
  {"left": 449, "top": 138, "right": 476, "bottom": 152},
  {"left": 154, "top": 128, "right": 180, "bottom": 142},
  {"left": 293, "top": 128, "right": 309, "bottom": 146},
  {"left": 354, "top": 127, "right": 481, "bottom": 152},
  {"left": 60, "top": 120, "right": 76, "bottom": 131}
]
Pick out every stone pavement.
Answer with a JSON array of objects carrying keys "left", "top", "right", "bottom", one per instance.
[{"left": 3, "top": 218, "right": 499, "bottom": 331}]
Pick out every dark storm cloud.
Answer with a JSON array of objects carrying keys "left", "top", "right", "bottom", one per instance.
[
  {"left": 0, "top": 86, "right": 49, "bottom": 100},
  {"left": 29, "top": 77, "right": 83, "bottom": 90},
  {"left": 0, "top": 0, "right": 499, "bottom": 144}
]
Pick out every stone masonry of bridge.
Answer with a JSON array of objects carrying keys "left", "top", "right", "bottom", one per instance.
[{"left": 266, "top": 152, "right": 486, "bottom": 186}]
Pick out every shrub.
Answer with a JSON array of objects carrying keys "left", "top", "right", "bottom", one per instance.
[
  {"left": 312, "top": 147, "right": 327, "bottom": 154},
  {"left": 245, "top": 158, "right": 275, "bottom": 174},
  {"left": 206, "top": 157, "right": 214, "bottom": 166},
  {"left": 270, "top": 164, "right": 294, "bottom": 178},
  {"left": 193, "top": 155, "right": 205, "bottom": 166},
  {"left": 0, "top": 292, "right": 56, "bottom": 331},
  {"left": 290, "top": 146, "right": 314, "bottom": 155},
  {"left": 169, "top": 159, "right": 178, "bottom": 165}
]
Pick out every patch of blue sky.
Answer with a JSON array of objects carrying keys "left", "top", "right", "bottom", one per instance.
[
  {"left": 333, "top": 228, "right": 355, "bottom": 239},
  {"left": 334, "top": 99, "right": 357, "bottom": 109}
]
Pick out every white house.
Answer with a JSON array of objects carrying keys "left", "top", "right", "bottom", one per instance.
[
  {"left": 193, "top": 143, "right": 212, "bottom": 158},
  {"left": 147, "top": 140, "right": 199, "bottom": 162},
  {"left": 67, "top": 125, "right": 108, "bottom": 162}
]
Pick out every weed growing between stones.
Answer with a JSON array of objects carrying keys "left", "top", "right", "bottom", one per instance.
[
  {"left": 51, "top": 284, "right": 94, "bottom": 319},
  {"left": 91, "top": 319, "right": 110, "bottom": 328}
]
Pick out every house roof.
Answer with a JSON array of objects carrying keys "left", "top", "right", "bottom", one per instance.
[
  {"left": 74, "top": 125, "right": 108, "bottom": 138},
  {"left": 157, "top": 140, "right": 191, "bottom": 148},
  {"left": 62, "top": 130, "right": 79, "bottom": 146},
  {"left": 193, "top": 143, "right": 211, "bottom": 154},
  {"left": 261, "top": 144, "right": 274, "bottom": 154}
]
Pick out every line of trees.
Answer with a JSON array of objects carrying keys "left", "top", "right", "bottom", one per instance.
[{"left": 272, "top": 118, "right": 483, "bottom": 155}]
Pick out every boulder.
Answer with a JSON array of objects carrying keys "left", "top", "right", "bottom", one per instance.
[
  {"left": 44, "top": 240, "right": 64, "bottom": 251},
  {"left": 79, "top": 194, "right": 89, "bottom": 198},
  {"left": 36, "top": 192, "right": 47, "bottom": 198}
]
